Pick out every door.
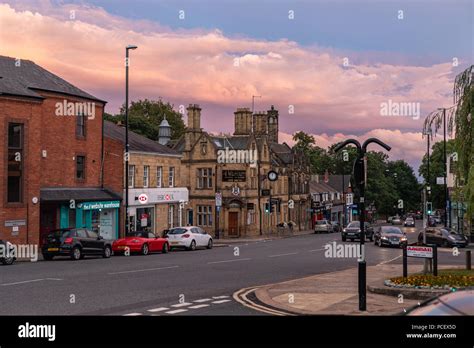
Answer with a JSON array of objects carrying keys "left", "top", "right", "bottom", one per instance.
[
  {"left": 40, "top": 205, "right": 58, "bottom": 246},
  {"left": 228, "top": 212, "right": 239, "bottom": 237},
  {"left": 191, "top": 227, "right": 202, "bottom": 246},
  {"left": 99, "top": 210, "right": 115, "bottom": 240},
  {"left": 148, "top": 232, "right": 159, "bottom": 252}
]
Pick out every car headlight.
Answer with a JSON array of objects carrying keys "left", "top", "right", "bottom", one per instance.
[
  {"left": 381, "top": 236, "right": 388, "bottom": 240},
  {"left": 343, "top": 228, "right": 347, "bottom": 232},
  {"left": 401, "top": 237, "right": 407, "bottom": 241}
]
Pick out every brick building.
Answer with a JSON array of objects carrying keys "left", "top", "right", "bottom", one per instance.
[
  {"left": 0, "top": 56, "right": 121, "bottom": 245},
  {"left": 104, "top": 120, "right": 188, "bottom": 237},
  {"left": 173, "top": 104, "right": 311, "bottom": 238}
]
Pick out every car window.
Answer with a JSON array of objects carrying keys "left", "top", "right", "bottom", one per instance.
[
  {"left": 76, "top": 229, "right": 88, "bottom": 238},
  {"left": 381, "top": 227, "right": 402, "bottom": 234},
  {"left": 347, "top": 222, "right": 359, "bottom": 228},
  {"left": 168, "top": 228, "right": 187, "bottom": 235},
  {"left": 316, "top": 221, "right": 327, "bottom": 225},
  {"left": 191, "top": 227, "right": 200, "bottom": 234},
  {"left": 87, "top": 230, "right": 99, "bottom": 239},
  {"left": 148, "top": 233, "right": 156, "bottom": 238},
  {"left": 200, "top": 228, "right": 207, "bottom": 235}
]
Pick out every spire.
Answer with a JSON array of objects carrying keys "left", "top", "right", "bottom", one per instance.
[{"left": 158, "top": 114, "right": 171, "bottom": 145}]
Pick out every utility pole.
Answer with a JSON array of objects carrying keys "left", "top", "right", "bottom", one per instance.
[{"left": 438, "top": 108, "right": 449, "bottom": 228}]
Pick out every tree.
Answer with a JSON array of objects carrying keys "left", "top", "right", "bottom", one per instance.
[
  {"left": 387, "top": 160, "right": 422, "bottom": 212},
  {"left": 105, "top": 99, "right": 186, "bottom": 141}
]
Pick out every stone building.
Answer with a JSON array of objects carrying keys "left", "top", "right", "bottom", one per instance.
[{"left": 172, "top": 104, "right": 311, "bottom": 238}]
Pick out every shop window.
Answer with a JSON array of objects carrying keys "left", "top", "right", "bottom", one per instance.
[
  {"left": 7, "top": 123, "right": 23, "bottom": 203},
  {"left": 197, "top": 205, "right": 212, "bottom": 226},
  {"left": 143, "top": 166, "right": 150, "bottom": 188},
  {"left": 136, "top": 207, "right": 154, "bottom": 233},
  {"left": 76, "top": 155, "right": 85, "bottom": 181},
  {"left": 168, "top": 167, "right": 175, "bottom": 187}
]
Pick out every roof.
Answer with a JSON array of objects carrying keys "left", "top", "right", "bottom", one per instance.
[
  {"left": 326, "top": 175, "right": 352, "bottom": 192},
  {"left": 210, "top": 135, "right": 250, "bottom": 150},
  {"left": 310, "top": 181, "right": 338, "bottom": 194},
  {"left": 40, "top": 188, "right": 121, "bottom": 202},
  {"left": 270, "top": 142, "right": 293, "bottom": 164},
  {"left": 0, "top": 55, "right": 105, "bottom": 102},
  {"left": 104, "top": 120, "right": 181, "bottom": 156}
]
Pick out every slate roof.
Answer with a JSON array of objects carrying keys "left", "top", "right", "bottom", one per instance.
[
  {"left": 310, "top": 181, "right": 338, "bottom": 194},
  {"left": 104, "top": 120, "right": 181, "bottom": 156},
  {"left": 0, "top": 55, "right": 105, "bottom": 102},
  {"left": 326, "top": 175, "right": 352, "bottom": 192},
  {"left": 40, "top": 188, "right": 122, "bottom": 202}
]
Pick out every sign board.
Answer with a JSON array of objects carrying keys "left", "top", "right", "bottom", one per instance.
[
  {"left": 81, "top": 201, "right": 120, "bottom": 210},
  {"left": 261, "top": 189, "right": 270, "bottom": 196},
  {"left": 222, "top": 170, "right": 246, "bottom": 182},
  {"left": 345, "top": 193, "right": 353, "bottom": 205},
  {"left": 406, "top": 246, "right": 433, "bottom": 258},
  {"left": 215, "top": 192, "right": 222, "bottom": 207},
  {"left": 4, "top": 219, "right": 26, "bottom": 227},
  {"left": 436, "top": 177, "right": 445, "bottom": 185},
  {"left": 138, "top": 194, "right": 148, "bottom": 205}
]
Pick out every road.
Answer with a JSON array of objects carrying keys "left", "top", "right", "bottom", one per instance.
[{"left": 0, "top": 220, "right": 468, "bottom": 316}]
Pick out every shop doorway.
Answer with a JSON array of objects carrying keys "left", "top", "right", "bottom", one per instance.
[{"left": 228, "top": 212, "right": 239, "bottom": 237}]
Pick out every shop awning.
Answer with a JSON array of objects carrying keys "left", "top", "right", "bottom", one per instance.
[{"left": 40, "top": 188, "right": 122, "bottom": 202}]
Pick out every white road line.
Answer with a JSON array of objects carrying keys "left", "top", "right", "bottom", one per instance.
[
  {"left": 171, "top": 302, "right": 192, "bottom": 308},
  {"left": 378, "top": 255, "right": 402, "bottom": 265},
  {"left": 147, "top": 307, "right": 169, "bottom": 313},
  {"left": 165, "top": 309, "right": 188, "bottom": 314},
  {"left": 123, "top": 313, "right": 142, "bottom": 316},
  {"left": 212, "top": 299, "right": 231, "bottom": 304},
  {"left": 308, "top": 248, "right": 324, "bottom": 252},
  {"left": 193, "top": 298, "right": 212, "bottom": 303},
  {"left": 212, "top": 295, "right": 229, "bottom": 299},
  {"left": 0, "top": 278, "right": 62, "bottom": 286},
  {"left": 207, "top": 258, "right": 251, "bottom": 265},
  {"left": 189, "top": 304, "right": 210, "bottom": 309},
  {"left": 268, "top": 252, "right": 298, "bottom": 258},
  {"left": 108, "top": 265, "right": 179, "bottom": 275}
]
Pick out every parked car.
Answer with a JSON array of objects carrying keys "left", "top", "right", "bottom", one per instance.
[
  {"left": 404, "top": 216, "right": 415, "bottom": 227},
  {"left": 417, "top": 228, "right": 469, "bottom": 248},
  {"left": 112, "top": 232, "right": 169, "bottom": 255},
  {"left": 341, "top": 221, "right": 374, "bottom": 242},
  {"left": 406, "top": 290, "right": 474, "bottom": 315},
  {"left": 391, "top": 216, "right": 402, "bottom": 225},
  {"left": 41, "top": 228, "right": 112, "bottom": 260},
  {"left": 0, "top": 240, "right": 16, "bottom": 265},
  {"left": 314, "top": 220, "right": 334, "bottom": 234},
  {"left": 387, "top": 216, "right": 394, "bottom": 223},
  {"left": 374, "top": 226, "right": 407, "bottom": 248},
  {"left": 165, "top": 226, "right": 213, "bottom": 251}
]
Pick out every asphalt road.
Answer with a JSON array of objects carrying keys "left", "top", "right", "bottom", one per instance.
[{"left": 0, "top": 220, "right": 468, "bottom": 316}]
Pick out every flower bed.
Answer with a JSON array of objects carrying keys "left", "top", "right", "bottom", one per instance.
[{"left": 386, "top": 271, "right": 474, "bottom": 290}]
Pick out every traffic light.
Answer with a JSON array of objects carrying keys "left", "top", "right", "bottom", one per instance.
[
  {"left": 426, "top": 202, "right": 432, "bottom": 215},
  {"left": 265, "top": 202, "right": 270, "bottom": 213}
]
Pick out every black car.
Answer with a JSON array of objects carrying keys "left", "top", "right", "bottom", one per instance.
[
  {"left": 0, "top": 240, "right": 16, "bottom": 265},
  {"left": 418, "top": 227, "right": 469, "bottom": 248},
  {"left": 341, "top": 221, "right": 374, "bottom": 242},
  {"left": 404, "top": 216, "right": 415, "bottom": 227},
  {"left": 42, "top": 228, "right": 112, "bottom": 260},
  {"left": 374, "top": 226, "right": 407, "bottom": 248}
]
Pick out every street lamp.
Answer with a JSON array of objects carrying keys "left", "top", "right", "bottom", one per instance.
[
  {"left": 125, "top": 44, "right": 137, "bottom": 237},
  {"left": 335, "top": 138, "right": 391, "bottom": 311}
]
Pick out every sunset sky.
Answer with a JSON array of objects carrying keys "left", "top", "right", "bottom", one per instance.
[{"left": 0, "top": 0, "right": 472, "bottom": 173}]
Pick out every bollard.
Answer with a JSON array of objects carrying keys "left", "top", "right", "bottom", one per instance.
[
  {"left": 358, "top": 260, "right": 366, "bottom": 311},
  {"left": 467, "top": 250, "right": 472, "bottom": 270}
]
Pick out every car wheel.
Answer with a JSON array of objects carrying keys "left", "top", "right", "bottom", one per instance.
[
  {"left": 188, "top": 240, "right": 196, "bottom": 251},
  {"left": 141, "top": 244, "right": 149, "bottom": 255},
  {"left": 103, "top": 246, "right": 112, "bottom": 258},
  {"left": 1, "top": 257, "right": 15, "bottom": 265},
  {"left": 43, "top": 254, "right": 54, "bottom": 261},
  {"left": 207, "top": 239, "right": 213, "bottom": 249},
  {"left": 71, "top": 247, "right": 82, "bottom": 261},
  {"left": 162, "top": 243, "right": 169, "bottom": 254}
]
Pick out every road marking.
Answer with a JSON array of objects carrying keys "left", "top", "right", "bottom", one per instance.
[
  {"left": 212, "top": 299, "right": 231, "bottom": 304},
  {"left": 233, "top": 287, "right": 291, "bottom": 316},
  {"left": 123, "top": 313, "right": 142, "bottom": 316},
  {"left": 212, "top": 295, "right": 229, "bottom": 299},
  {"left": 268, "top": 252, "right": 298, "bottom": 258},
  {"left": 165, "top": 309, "right": 188, "bottom": 314},
  {"left": 207, "top": 258, "right": 251, "bottom": 264},
  {"left": 378, "top": 255, "right": 402, "bottom": 265},
  {"left": 308, "top": 248, "right": 324, "bottom": 252},
  {"left": 147, "top": 307, "right": 169, "bottom": 313},
  {"left": 171, "top": 302, "right": 192, "bottom": 308},
  {"left": 189, "top": 304, "right": 210, "bottom": 309},
  {"left": 194, "top": 298, "right": 212, "bottom": 303},
  {"left": 108, "top": 265, "right": 179, "bottom": 275},
  {"left": 0, "top": 278, "right": 62, "bottom": 286}
]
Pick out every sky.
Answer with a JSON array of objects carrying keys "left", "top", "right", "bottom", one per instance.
[{"left": 0, "top": 0, "right": 472, "bottom": 174}]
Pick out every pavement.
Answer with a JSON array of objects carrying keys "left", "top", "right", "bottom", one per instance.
[{"left": 214, "top": 228, "right": 315, "bottom": 245}]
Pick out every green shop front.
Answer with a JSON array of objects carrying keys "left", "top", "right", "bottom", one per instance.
[{"left": 40, "top": 188, "right": 122, "bottom": 243}]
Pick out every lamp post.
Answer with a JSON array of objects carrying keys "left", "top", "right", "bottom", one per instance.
[
  {"left": 125, "top": 44, "right": 137, "bottom": 237},
  {"left": 335, "top": 138, "right": 391, "bottom": 311}
]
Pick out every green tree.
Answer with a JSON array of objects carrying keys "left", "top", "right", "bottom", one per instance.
[
  {"left": 105, "top": 99, "right": 186, "bottom": 141},
  {"left": 387, "top": 160, "right": 422, "bottom": 212}
]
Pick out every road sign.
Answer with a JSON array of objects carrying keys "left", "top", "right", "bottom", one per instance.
[
  {"left": 436, "top": 177, "right": 445, "bottom": 185},
  {"left": 215, "top": 192, "right": 222, "bottom": 207},
  {"left": 407, "top": 246, "right": 433, "bottom": 258},
  {"left": 138, "top": 193, "right": 148, "bottom": 204}
]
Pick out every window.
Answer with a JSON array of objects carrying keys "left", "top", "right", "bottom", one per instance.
[
  {"left": 76, "top": 155, "right": 85, "bottom": 180},
  {"left": 128, "top": 165, "right": 135, "bottom": 188},
  {"left": 7, "top": 123, "right": 23, "bottom": 203},
  {"left": 87, "top": 230, "right": 99, "bottom": 239},
  {"left": 76, "top": 229, "right": 88, "bottom": 238},
  {"left": 143, "top": 166, "right": 149, "bottom": 188},
  {"left": 76, "top": 114, "right": 86, "bottom": 137},
  {"left": 168, "top": 205, "right": 174, "bottom": 228},
  {"left": 197, "top": 205, "right": 212, "bottom": 226},
  {"left": 197, "top": 168, "right": 213, "bottom": 189},
  {"left": 168, "top": 167, "right": 175, "bottom": 187},
  {"left": 250, "top": 168, "right": 257, "bottom": 189},
  {"left": 156, "top": 166, "right": 163, "bottom": 188}
]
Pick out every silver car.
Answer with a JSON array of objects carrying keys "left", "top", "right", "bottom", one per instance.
[{"left": 314, "top": 220, "right": 334, "bottom": 234}]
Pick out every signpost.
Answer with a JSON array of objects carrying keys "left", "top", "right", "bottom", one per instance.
[{"left": 403, "top": 245, "right": 437, "bottom": 277}]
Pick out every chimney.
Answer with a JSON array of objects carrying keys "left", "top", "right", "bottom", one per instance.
[
  {"left": 187, "top": 104, "right": 201, "bottom": 130},
  {"left": 234, "top": 107, "right": 252, "bottom": 135}
]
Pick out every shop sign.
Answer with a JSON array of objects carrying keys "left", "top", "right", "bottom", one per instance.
[{"left": 81, "top": 201, "right": 120, "bottom": 210}]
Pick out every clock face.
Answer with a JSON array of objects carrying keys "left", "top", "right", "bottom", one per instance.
[{"left": 268, "top": 170, "right": 278, "bottom": 181}]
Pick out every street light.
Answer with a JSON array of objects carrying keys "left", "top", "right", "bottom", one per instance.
[
  {"left": 125, "top": 44, "right": 137, "bottom": 237},
  {"left": 335, "top": 138, "right": 391, "bottom": 311}
]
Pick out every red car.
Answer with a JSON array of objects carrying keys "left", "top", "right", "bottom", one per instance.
[{"left": 112, "top": 232, "right": 169, "bottom": 255}]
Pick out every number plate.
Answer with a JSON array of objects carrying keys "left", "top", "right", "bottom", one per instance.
[{"left": 47, "top": 248, "right": 59, "bottom": 252}]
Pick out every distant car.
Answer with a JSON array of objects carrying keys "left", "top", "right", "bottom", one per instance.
[
  {"left": 387, "top": 216, "right": 394, "bottom": 223},
  {"left": 374, "top": 226, "right": 407, "bottom": 248},
  {"left": 314, "top": 220, "right": 334, "bottom": 234},
  {"left": 404, "top": 217, "right": 415, "bottom": 227},
  {"left": 418, "top": 228, "right": 469, "bottom": 248},
  {"left": 112, "top": 232, "right": 169, "bottom": 255},
  {"left": 391, "top": 216, "right": 402, "bottom": 225},
  {"left": 331, "top": 221, "right": 342, "bottom": 233},
  {"left": 0, "top": 240, "right": 16, "bottom": 265},
  {"left": 165, "top": 226, "right": 213, "bottom": 251},
  {"left": 42, "top": 228, "right": 112, "bottom": 261},
  {"left": 406, "top": 290, "right": 474, "bottom": 315},
  {"left": 342, "top": 221, "right": 374, "bottom": 242}
]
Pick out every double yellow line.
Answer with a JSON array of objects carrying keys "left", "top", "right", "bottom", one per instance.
[{"left": 233, "top": 287, "right": 296, "bottom": 316}]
